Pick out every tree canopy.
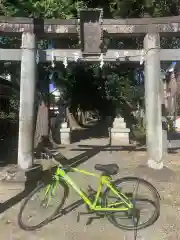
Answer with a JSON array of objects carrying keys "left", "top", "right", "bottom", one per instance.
[
  {"left": 0, "top": 0, "right": 179, "bottom": 124},
  {"left": 1, "top": 0, "right": 180, "bottom": 18}
]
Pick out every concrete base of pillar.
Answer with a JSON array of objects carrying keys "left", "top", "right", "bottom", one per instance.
[
  {"left": 0, "top": 164, "right": 43, "bottom": 182},
  {"left": 60, "top": 122, "right": 71, "bottom": 145},
  {"left": 147, "top": 159, "right": 164, "bottom": 170}
]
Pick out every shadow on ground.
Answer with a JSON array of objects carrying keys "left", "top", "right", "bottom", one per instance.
[
  {"left": 71, "top": 120, "right": 110, "bottom": 143},
  {"left": 0, "top": 143, "right": 136, "bottom": 214},
  {"left": 0, "top": 144, "right": 105, "bottom": 214},
  {"left": 2, "top": 143, "right": 177, "bottom": 237},
  {"left": 0, "top": 141, "right": 173, "bottom": 215}
]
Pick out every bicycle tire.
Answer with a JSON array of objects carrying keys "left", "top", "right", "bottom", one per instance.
[
  {"left": 103, "top": 177, "right": 160, "bottom": 231},
  {"left": 18, "top": 181, "right": 68, "bottom": 231}
]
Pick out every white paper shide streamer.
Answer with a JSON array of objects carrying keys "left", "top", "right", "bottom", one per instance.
[
  {"left": 51, "top": 50, "right": 55, "bottom": 68},
  {"left": 99, "top": 53, "right": 104, "bottom": 69},
  {"left": 63, "top": 56, "right": 68, "bottom": 68},
  {"left": 140, "top": 50, "right": 145, "bottom": 65}
]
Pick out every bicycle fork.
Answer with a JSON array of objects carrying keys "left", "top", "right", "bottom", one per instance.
[{"left": 43, "top": 181, "right": 59, "bottom": 207}]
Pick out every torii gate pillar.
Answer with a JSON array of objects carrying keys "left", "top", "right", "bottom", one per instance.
[
  {"left": 18, "top": 32, "right": 37, "bottom": 169},
  {"left": 144, "top": 33, "right": 167, "bottom": 169}
]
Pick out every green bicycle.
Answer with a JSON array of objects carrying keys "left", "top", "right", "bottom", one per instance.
[{"left": 18, "top": 150, "right": 160, "bottom": 231}]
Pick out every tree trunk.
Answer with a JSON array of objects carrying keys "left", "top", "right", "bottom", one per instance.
[
  {"left": 34, "top": 100, "right": 50, "bottom": 155},
  {"left": 80, "top": 111, "right": 86, "bottom": 126},
  {"left": 66, "top": 107, "right": 81, "bottom": 130}
]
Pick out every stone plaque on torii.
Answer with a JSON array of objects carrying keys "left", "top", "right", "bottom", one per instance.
[{"left": 78, "top": 8, "right": 103, "bottom": 55}]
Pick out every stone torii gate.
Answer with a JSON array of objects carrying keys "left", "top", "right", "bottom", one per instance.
[{"left": 1, "top": 10, "right": 180, "bottom": 170}]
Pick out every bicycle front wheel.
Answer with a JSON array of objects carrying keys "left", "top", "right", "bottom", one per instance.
[
  {"left": 103, "top": 177, "right": 160, "bottom": 230},
  {"left": 18, "top": 181, "right": 68, "bottom": 231}
]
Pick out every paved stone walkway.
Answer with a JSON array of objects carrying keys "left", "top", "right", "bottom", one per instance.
[{"left": 1, "top": 138, "right": 180, "bottom": 239}]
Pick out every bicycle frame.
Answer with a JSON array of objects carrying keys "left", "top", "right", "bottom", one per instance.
[{"left": 51, "top": 166, "right": 133, "bottom": 212}]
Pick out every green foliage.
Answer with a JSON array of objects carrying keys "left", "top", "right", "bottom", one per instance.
[
  {"left": 132, "top": 122, "right": 146, "bottom": 145},
  {"left": 106, "top": 0, "right": 180, "bottom": 18},
  {"left": 0, "top": 0, "right": 180, "bottom": 123},
  {"left": 0, "top": 0, "right": 87, "bottom": 18},
  {"left": 167, "top": 116, "right": 176, "bottom": 132},
  {"left": 1, "top": 0, "right": 180, "bottom": 19},
  {"left": 0, "top": 95, "right": 19, "bottom": 122},
  {"left": 48, "top": 61, "right": 143, "bottom": 119}
]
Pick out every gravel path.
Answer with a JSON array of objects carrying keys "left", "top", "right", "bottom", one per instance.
[{"left": 1, "top": 138, "right": 180, "bottom": 240}]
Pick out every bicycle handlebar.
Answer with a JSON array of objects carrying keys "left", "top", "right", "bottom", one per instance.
[{"left": 42, "top": 147, "right": 83, "bottom": 169}]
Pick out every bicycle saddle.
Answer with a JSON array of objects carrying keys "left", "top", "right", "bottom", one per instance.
[{"left": 94, "top": 164, "right": 119, "bottom": 175}]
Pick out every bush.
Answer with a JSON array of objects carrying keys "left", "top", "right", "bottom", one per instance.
[
  {"left": 132, "top": 123, "right": 146, "bottom": 145},
  {"left": 167, "top": 116, "right": 175, "bottom": 132},
  {"left": 0, "top": 95, "right": 19, "bottom": 123}
]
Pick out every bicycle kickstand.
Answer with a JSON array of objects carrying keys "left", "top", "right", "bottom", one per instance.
[
  {"left": 77, "top": 211, "right": 104, "bottom": 226},
  {"left": 86, "top": 215, "right": 104, "bottom": 226},
  {"left": 77, "top": 211, "right": 94, "bottom": 223}
]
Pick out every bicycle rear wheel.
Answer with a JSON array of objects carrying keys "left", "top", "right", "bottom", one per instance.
[
  {"left": 103, "top": 177, "right": 160, "bottom": 230},
  {"left": 18, "top": 181, "right": 68, "bottom": 231}
]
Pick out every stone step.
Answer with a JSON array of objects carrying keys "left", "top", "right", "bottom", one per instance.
[
  {"left": 110, "top": 128, "right": 130, "bottom": 133},
  {"left": 113, "top": 122, "right": 126, "bottom": 128}
]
